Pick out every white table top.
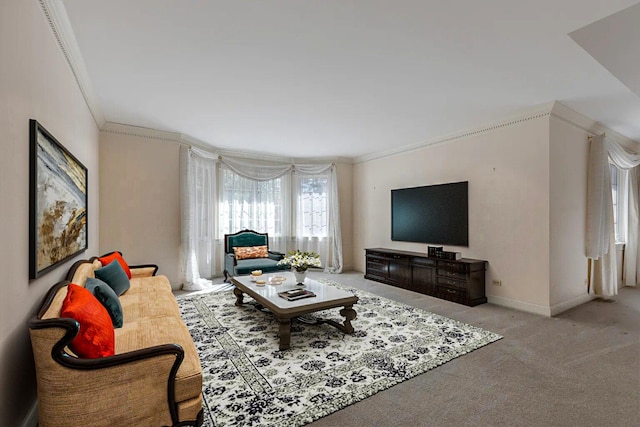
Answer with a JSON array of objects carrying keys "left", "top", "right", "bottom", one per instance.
[{"left": 232, "top": 272, "right": 356, "bottom": 309}]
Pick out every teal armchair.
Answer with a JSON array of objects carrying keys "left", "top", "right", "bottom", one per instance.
[{"left": 223, "top": 229, "right": 289, "bottom": 281}]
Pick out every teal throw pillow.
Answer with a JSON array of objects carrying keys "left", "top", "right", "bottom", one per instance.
[
  {"left": 95, "top": 260, "right": 130, "bottom": 296},
  {"left": 85, "top": 277, "right": 124, "bottom": 328}
]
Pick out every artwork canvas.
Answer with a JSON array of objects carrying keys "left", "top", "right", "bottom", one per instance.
[{"left": 29, "top": 119, "right": 88, "bottom": 279}]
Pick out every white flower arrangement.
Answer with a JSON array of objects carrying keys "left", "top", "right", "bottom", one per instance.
[{"left": 277, "top": 250, "right": 322, "bottom": 272}]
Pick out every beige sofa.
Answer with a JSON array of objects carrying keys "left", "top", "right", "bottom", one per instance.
[{"left": 28, "top": 255, "right": 203, "bottom": 427}]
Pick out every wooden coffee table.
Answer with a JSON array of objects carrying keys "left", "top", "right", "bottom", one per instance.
[{"left": 231, "top": 273, "right": 358, "bottom": 350}]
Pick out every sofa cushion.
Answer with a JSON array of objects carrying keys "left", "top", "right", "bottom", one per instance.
[
  {"left": 95, "top": 260, "right": 131, "bottom": 296},
  {"left": 233, "top": 245, "right": 269, "bottom": 260},
  {"left": 85, "top": 278, "right": 124, "bottom": 328},
  {"left": 99, "top": 252, "right": 132, "bottom": 279},
  {"left": 115, "top": 316, "right": 202, "bottom": 402},
  {"left": 235, "top": 258, "right": 289, "bottom": 275},
  {"left": 118, "top": 275, "right": 176, "bottom": 321},
  {"left": 61, "top": 284, "right": 115, "bottom": 358}
]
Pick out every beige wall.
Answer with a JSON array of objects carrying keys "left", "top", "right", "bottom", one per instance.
[
  {"left": 549, "top": 115, "right": 592, "bottom": 314},
  {"left": 353, "top": 114, "right": 553, "bottom": 313},
  {"left": 99, "top": 133, "right": 355, "bottom": 287},
  {"left": 0, "top": 1, "right": 100, "bottom": 425},
  {"left": 335, "top": 162, "right": 354, "bottom": 270},
  {"left": 99, "top": 132, "right": 182, "bottom": 286}
]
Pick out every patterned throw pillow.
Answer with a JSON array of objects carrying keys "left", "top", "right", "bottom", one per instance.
[
  {"left": 233, "top": 245, "right": 269, "bottom": 260},
  {"left": 60, "top": 284, "right": 115, "bottom": 358}
]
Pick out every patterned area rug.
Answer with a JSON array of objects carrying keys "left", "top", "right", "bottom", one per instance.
[{"left": 177, "top": 280, "right": 502, "bottom": 427}]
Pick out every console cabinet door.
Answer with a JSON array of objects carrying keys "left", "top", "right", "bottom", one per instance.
[
  {"left": 411, "top": 265, "right": 434, "bottom": 293},
  {"left": 388, "top": 254, "right": 411, "bottom": 284}
]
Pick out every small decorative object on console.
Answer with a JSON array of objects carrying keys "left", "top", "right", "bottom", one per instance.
[{"left": 428, "top": 246, "right": 443, "bottom": 257}]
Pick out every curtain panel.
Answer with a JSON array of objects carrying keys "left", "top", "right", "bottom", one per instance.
[
  {"left": 624, "top": 167, "right": 639, "bottom": 287},
  {"left": 180, "top": 147, "right": 232, "bottom": 291},
  {"left": 293, "top": 164, "right": 343, "bottom": 273},
  {"left": 217, "top": 162, "right": 292, "bottom": 267},
  {"left": 586, "top": 136, "right": 640, "bottom": 296}
]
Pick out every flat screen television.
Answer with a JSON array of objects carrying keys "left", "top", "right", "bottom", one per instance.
[{"left": 391, "top": 181, "right": 468, "bottom": 246}]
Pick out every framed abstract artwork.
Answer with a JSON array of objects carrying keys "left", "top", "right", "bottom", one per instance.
[{"left": 29, "top": 119, "right": 88, "bottom": 279}]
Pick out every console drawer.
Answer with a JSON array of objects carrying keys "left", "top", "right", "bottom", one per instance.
[
  {"left": 367, "top": 261, "right": 387, "bottom": 275},
  {"left": 411, "top": 257, "right": 436, "bottom": 267},
  {"left": 435, "top": 285, "right": 467, "bottom": 303},
  {"left": 436, "top": 260, "right": 469, "bottom": 273},
  {"left": 436, "top": 276, "right": 466, "bottom": 289},
  {"left": 436, "top": 268, "right": 467, "bottom": 280}
]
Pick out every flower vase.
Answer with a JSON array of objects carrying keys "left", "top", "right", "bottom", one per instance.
[{"left": 293, "top": 270, "right": 307, "bottom": 286}]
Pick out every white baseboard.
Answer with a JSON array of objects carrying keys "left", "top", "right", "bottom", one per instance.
[
  {"left": 488, "top": 292, "right": 596, "bottom": 317},
  {"left": 487, "top": 295, "right": 551, "bottom": 317},
  {"left": 549, "top": 293, "right": 595, "bottom": 316},
  {"left": 21, "top": 401, "right": 38, "bottom": 427}
]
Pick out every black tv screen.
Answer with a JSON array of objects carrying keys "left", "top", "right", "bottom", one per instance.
[{"left": 391, "top": 181, "right": 468, "bottom": 246}]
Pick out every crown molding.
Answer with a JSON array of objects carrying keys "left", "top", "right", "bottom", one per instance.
[
  {"left": 101, "top": 122, "right": 184, "bottom": 142},
  {"left": 354, "top": 101, "right": 639, "bottom": 164},
  {"left": 38, "top": 0, "right": 105, "bottom": 128},
  {"left": 354, "top": 102, "right": 556, "bottom": 164},
  {"left": 101, "top": 122, "right": 353, "bottom": 165},
  {"left": 550, "top": 101, "right": 639, "bottom": 148}
]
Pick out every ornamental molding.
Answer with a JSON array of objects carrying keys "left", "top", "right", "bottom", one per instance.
[
  {"left": 101, "top": 122, "right": 353, "bottom": 165},
  {"left": 38, "top": 0, "right": 105, "bottom": 128},
  {"left": 550, "top": 101, "right": 638, "bottom": 149},
  {"left": 354, "top": 102, "right": 555, "bottom": 164},
  {"left": 354, "top": 101, "right": 637, "bottom": 164}
]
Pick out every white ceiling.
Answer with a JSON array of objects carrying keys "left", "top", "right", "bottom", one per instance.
[{"left": 59, "top": 0, "right": 640, "bottom": 159}]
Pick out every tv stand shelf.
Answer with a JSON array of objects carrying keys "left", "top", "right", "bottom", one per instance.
[{"left": 364, "top": 248, "right": 487, "bottom": 306}]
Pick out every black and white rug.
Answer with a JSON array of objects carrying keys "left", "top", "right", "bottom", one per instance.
[{"left": 177, "top": 280, "right": 502, "bottom": 427}]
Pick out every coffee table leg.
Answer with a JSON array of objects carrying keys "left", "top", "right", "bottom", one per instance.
[
  {"left": 278, "top": 319, "right": 291, "bottom": 351},
  {"left": 320, "top": 305, "right": 357, "bottom": 334},
  {"left": 233, "top": 287, "right": 244, "bottom": 306},
  {"left": 340, "top": 305, "right": 357, "bottom": 334}
]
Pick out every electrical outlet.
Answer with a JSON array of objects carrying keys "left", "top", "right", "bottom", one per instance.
[{"left": 492, "top": 280, "right": 502, "bottom": 287}]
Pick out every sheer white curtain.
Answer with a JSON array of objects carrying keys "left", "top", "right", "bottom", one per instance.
[
  {"left": 294, "top": 164, "right": 343, "bottom": 273},
  {"left": 217, "top": 158, "right": 292, "bottom": 265},
  {"left": 586, "top": 136, "right": 640, "bottom": 296},
  {"left": 180, "top": 147, "right": 231, "bottom": 291},
  {"left": 182, "top": 152, "right": 343, "bottom": 283},
  {"left": 623, "top": 166, "right": 639, "bottom": 287}
]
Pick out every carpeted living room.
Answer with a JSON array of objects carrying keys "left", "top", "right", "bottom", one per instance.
[{"left": 2, "top": 1, "right": 640, "bottom": 427}]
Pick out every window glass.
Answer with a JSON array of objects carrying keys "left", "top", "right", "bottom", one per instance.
[
  {"left": 298, "top": 176, "right": 329, "bottom": 237},
  {"left": 219, "top": 169, "right": 283, "bottom": 236}
]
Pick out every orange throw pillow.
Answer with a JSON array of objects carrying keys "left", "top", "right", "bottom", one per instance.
[
  {"left": 98, "top": 252, "right": 131, "bottom": 279},
  {"left": 233, "top": 245, "right": 269, "bottom": 260},
  {"left": 61, "top": 284, "right": 115, "bottom": 358}
]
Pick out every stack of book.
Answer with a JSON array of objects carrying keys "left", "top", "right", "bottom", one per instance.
[{"left": 278, "top": 289, "right": 316, "bottom": 301}]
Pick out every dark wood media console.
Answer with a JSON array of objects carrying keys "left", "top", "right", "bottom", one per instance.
[{"left": 365, "top": 248, "right": 488, "bottom": 306}]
